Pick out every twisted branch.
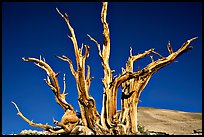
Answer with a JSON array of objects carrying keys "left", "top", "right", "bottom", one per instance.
[
  {"left": 12, "top": 101, "right": 59, "bottom": 132},
  {"left": 56, "top": 55, "right": 76, "bottom": 77},
  {"left": 22, "top": 56, "right": 74, "bottom": 111},
  {"left": 56, "top": 8, "right": 101, "bottom": 132},
  {"left": 56, "top": 8, "right": 79, "bottom": 59}
]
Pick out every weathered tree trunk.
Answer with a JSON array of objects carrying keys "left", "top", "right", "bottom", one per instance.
[
  {"left": 12, "top": 2, "right": 197, "bottom": 135},
  {"left": 55, "top": 8, "right": 104, "bottom": 134}
]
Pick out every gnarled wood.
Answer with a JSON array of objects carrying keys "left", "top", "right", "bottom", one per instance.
[
  {"left": 12, "top": 2, "right": 197, "bottom": 135},
  {"left": 56, "top": 8, "right": 103, "bottom": 134},
  {"left": 22, "top": 56, "right": 74, "bottom": 111},
  {"left": 121, "top": 37, "right": 198, "bottom": 134},
  {"left": 12, "top": 101, "right": 66, "bottom": 134}
]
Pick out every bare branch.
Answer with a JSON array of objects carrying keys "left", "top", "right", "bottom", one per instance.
[
  {"left": 130, "top": 47, "right": 133, "bottom": 57},
  {"left": 56, "top": 8, "right": 64, "bottom": 18},
  {"left": 63, "top": 74, "right": 67, "bottom": 94},
  {"left": 44, "top": 78, "right": 57, "bottom": 92},
  {"left": 83, "top": 45, "right": 90, "bottom": 60},
  {"left": 101, "top": 2, "right": 110, "bottom": 61},
  {"left": 12, "top": 101, "right": 55, "bottom": 131},
  {"left": 34, "top": 62, "right": 49, "bottom": 75},
  {"left": 79, "top": 43, "right": 84, "bottom": 55},
  {"left": 181, "top": 37, "right": 198, "bottom": 48},
  {"left": 57, "top": 55, "right": 76, "bottom": 77},
  {"left": 56, "top": 8, "right": 79, "bottom": 59},
  {"left": 86, "top": 65, "right": 91, "bottom": 80},
  {"left": 131, "top": 48, "right": 154, "bottom": 63},
  {"left": 88, "top": 4, "right": 112, "bottom": 108},
  {"left": 146, "top": 37, "right": 198, "bottom": 73},
  {"left": 22, "top": 57, "right": 60, "bottom": 93},
  {"left": 22, "top": 57, "right": 74, "bottom": 111},
  {"left": 150, "top": 55, "right": 154, "bottom": 62},
  {"left": 151, "top": 50, "right": 164, "bottom": 58},
  {"left": 43, "top": 57, "right": 46, "bottom": 62},
  {"left": 56, "top": 8, "right": 102, "bottom": 131},
  {"left": 167, "top": 41, "right": 173, "bottom": 54},
  {"left": 120, "top": 37, "right": 197, "bottom": 134},
  {"left": 12, "top": 101, "right": 20, "bottom": 112},
  {"left": 87, "top": 34, "right": 102, "bottom": 58}
]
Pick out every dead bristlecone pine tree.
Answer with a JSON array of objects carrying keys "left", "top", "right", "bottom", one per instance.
[{"left": 12, "top": 2, "right": 197, "bottom": 135}]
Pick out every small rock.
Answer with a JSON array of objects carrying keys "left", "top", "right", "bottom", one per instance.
[
  {"left": 193, "top": 129, "right": 202, "bottom": 134},
  {"left": 70, "top": 125, "right": 94, "bottom": 135}
]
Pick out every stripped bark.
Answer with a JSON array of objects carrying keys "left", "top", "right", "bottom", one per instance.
[
  {"left": 56, "top": 8, "right": 104, "bottom": 134},
  {"left": 12, "top": 2, "right": 197, "bottom": 135},
  {"left": 120, "top": 37, "right": 197, "bottom": 134},
  {"left": 22, "top": 56, "right": 73, "bottom": 111}
]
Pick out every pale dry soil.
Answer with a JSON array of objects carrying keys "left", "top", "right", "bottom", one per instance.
[{"left": 137, "top": 107, "right": 202, "bottom": 135}]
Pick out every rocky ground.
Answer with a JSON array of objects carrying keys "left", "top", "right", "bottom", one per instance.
[{"left": 9, "top": 107, "right": 202, "bottom": 135}]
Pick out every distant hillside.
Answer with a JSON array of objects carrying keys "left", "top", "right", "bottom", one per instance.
[{"left": 137, "top": 107, "right": 202, "bottom": 135}]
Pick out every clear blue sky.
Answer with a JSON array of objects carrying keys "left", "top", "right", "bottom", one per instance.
[{"left": 2, "top": 2, "right": 202, "bottom": 135}]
